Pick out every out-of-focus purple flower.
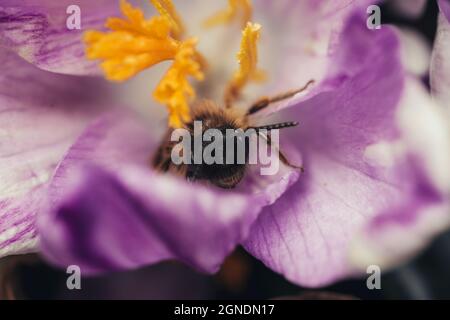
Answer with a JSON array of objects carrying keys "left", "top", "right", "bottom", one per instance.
[
  {"left": 431, "top": 0, "right": 450, "bottom": 109},
  {"left": 0, "top": 0, "right": 448, "bottom": 288}
]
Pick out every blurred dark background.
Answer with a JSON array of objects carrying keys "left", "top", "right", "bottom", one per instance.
[
  {"left": 1, "top": 0, "right": 449, "bottom": 300},
  {"left": 3, "top": 229, "right": 450, "bottom": 299}
]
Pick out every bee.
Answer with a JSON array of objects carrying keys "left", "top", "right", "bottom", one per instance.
[{"left": 152, "top": 80, "right": 314, "bottom": 189}]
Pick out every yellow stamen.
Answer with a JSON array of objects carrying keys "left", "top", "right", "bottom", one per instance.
[
  {"left": 225, "top": 22, "right": 265, "bottom": 108},
  {"left": 154, "top": 38, "right": 204, "bottom": 128},
  {"left": 150, "top": 0, "right": 185, "bottom": 39},
  {"left": 84, "top": 0, "right": 203, "bottom": 128},
  {"left": 84, "top": 0, "right": 178, "bottom": 81},
  {"left": 204, "top": 0, "right": 252, "bottom": 29}
]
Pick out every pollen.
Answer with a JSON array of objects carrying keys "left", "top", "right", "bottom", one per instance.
[
  {"left": 150, "top": 0, "right": 185, "bottom": 39},
  {"left": 154, "top": 38, "right": 204, "bottom": 128},
  {"left": 225, "top": 22, "right": 265, "bottom": 108},
  {"left": 84, "top": 0, "right": 203, "bottom": 128},
  {"left": 203, "top": 0, "right": 253, "bottom": 29}
]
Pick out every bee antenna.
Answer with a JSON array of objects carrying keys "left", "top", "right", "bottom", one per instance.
[{"left": 250, "top": 121, "right": 299, "bottom": 131}]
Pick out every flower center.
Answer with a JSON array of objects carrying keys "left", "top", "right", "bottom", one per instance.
[
  {"left": 203, "top": 0, "right": 253, "bottom": 29},
  {"left": 84, "top": 0, "right": 263, "bottom": 128}
]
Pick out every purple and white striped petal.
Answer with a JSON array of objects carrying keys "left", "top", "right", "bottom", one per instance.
[
  {"left": 0, "top": 190, "right": 41, "bottom": 257},
  {"left": 0, "top": 0, "right": 119, "bottom": 75},
  {"left": 0, "top": 48, "right": 113, "bottom": 258}
]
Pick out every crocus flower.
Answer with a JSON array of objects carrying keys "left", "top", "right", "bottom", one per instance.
[{"left": 0, "top": 0, "right": 449, "bottom": 288}]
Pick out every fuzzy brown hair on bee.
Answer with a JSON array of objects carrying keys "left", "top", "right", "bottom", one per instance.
[{"left": 152, "top": 80, "right": 314, "bottom": 189}]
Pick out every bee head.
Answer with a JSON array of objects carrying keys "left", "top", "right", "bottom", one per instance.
[{"left": 186, "top": 125, "right": 249, "bottom": 184}]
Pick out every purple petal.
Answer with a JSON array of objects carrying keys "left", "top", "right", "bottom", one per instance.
[
  {"left": 430, "top": 1, "right": 450, "bottom": 109},
  {"left": 0, "top": 48, "right": 111, "bottom": 199},
  {"left": 38, "top": 111, "right": 299, "bottom": 274},
  {"left": 39, "top": 164, "right": 262, "bottom": 274},
  {"left": 351, "top": 180, "right": 449, "bottom": 270},
  {"left": 244, "top": 14, "right": 449, "bottom": 287},
  {"left": 249, "top": 0, "right": 377, "bottom": 113},
  {"left": 0, "top": 48, "right": 112, "bottom": 258},
  {"left": 0, "top": 0, "right": 119, "bottom": 75},
  {"left": 439, "top": 0, "right": 450, "bottom": 22}
]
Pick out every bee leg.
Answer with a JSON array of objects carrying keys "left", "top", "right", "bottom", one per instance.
[
  {"left": 278, "top": 148, "right": 304, "bottom": 172},
  {"left": 186, "top": 165, "right": 201, "bottom": 182},
  {"left": 224, "top": 86, "right": 239, "bottom": 109},
  {"left": 259, "top": 132, "right": 304, "bottom": 172},
  {"left": 247, "top": 80, "right": 315, "bottom": 115}
]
